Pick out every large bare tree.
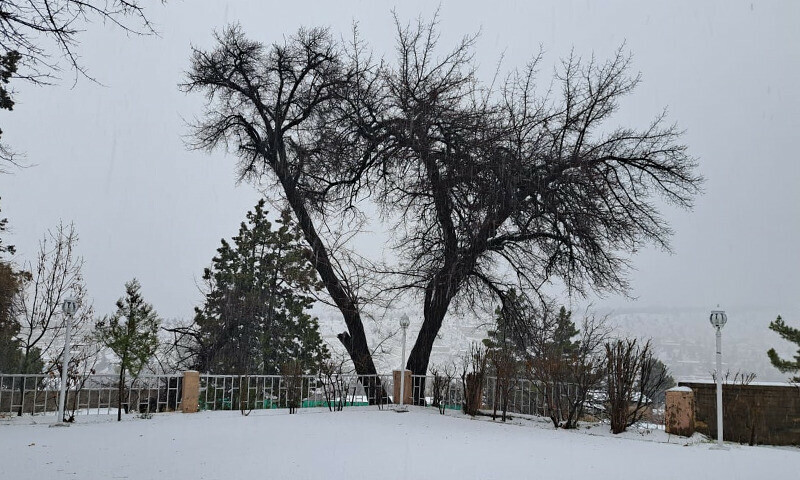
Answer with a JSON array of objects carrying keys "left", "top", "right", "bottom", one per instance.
[
  {"left": 182, "top": 25, "right": 385, "bottom": 397},
  {"left": 326, "top": 17, "right": 702, "bottom": 386},
  {"left": 184, "top": 18, "right": 701, "bottom": 404}
]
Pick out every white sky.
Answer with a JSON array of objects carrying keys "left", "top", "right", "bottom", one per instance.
[{"left": 1, "top": 0, "right": 798, "bottom": 322}]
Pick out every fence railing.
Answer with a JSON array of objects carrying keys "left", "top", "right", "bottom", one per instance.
[
  {"left": 2, "top": 371, "right": 663, "bottom": 428},
  {"left": 0, "top": 373, "right": 182, "bottom": 417},
  {"left": 196, "top": 373, "right": 583, "bottom": 419},
  {"left": 198, "top": 374, "right": 395, "bottom": 411}
]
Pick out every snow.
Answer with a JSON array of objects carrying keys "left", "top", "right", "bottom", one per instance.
[
  {"left": 668, "top": 386, "right": 694, "bottom": 392},
  {"left": 1, "top": 408, "right": 797, "bottom": 480},
  {"left": 680, "top": 380, "right": 800, "bottom": 388}
]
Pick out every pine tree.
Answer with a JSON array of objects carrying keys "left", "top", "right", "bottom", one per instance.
[
  {"left": 552, "top": 306, "right": 580, "bottom": 356},
  {"left": 95, "top": 279, "right": 160, "bottom": 421},
  {"left": 194, "top": 200, "right": 328, "bottom": 375},
  {"left": 767, "top": 315, "right": 800, "bottom": 382}
]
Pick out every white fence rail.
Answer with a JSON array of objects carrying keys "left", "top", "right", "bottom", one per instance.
[
  {"left": 3, "top": 372, "right": 660, "bottom": 428},
  {"left": 0, "top": 373, "right": 182, "bottom": 417}
]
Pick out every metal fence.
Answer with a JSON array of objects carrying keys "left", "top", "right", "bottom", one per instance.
[
  {"left": 0, "top": 373, "right": 182, "bottom": 417},
  {"left": 197, "top": 373, "right": 580, "bottom": 419},
  {"left": 198, "top": 374, "right": 394, "bottom": 411},
  {"left": 1, "top": 371, "right": 664, "bottom": 428}
]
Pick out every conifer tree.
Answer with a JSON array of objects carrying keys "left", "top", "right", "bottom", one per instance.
[
  {"left": 0, "top": 199, "right": 22, "bottom": 371},
  {"left": 95, "top": 279, "right": 160, "bottom": 421},
  {"left": 193, "top": 200, "right": 328, "bottom": 374},
  {"left": 767, "top": 315, "right": 800, "bottom": 382},
  {"left": 552, "top": 307, "right": 580, "bottom": 356}
]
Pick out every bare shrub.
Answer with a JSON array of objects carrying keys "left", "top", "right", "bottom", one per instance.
[
  {"left": 605, "top": 338, "right": 671, "bottom": 434},
  {"left": 318, "top": 355, "right": 349, "bottom": 412},
  {"left": 430, "top": 363, "right": 457, "bottom": 415},
  {"left": 527, "top": 309, "right": 609, "bottom": 429},
  {"left": 460, "top": 343, "right": 487, "bottom": 416},
  {"left": 281, "top": 360, "right": 303, "bottom": 414}
]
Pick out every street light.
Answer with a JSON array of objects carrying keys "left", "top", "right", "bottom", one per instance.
[
  {"left": 56, "top": 297, "right": 78, "bottom": 425},
  {"left": 396, "top": 314, "right": 411, "bottom": 412},
  {"left": 709, "top": 306, "right": 728, "bottom": 449}
]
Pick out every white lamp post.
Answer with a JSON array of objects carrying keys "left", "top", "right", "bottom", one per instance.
[
  {"left": 56, "top": 297, "right": 78, "bottom": 425},
  {"left": 396, "top": 314, "right": 411, "bottom": 412},
  {"left": 709, "top": 307, "right": 728, "bottom": 449}
]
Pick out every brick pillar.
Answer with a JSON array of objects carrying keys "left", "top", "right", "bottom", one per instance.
[
  {"left": 181, "top": 370, "right": 200, "bottom": 413},
  {"left": 666, "top": 386, "right": 695, "bottom": 437},
  {"left": 393, "top": 370, "right": 413, "bottom": 405}
]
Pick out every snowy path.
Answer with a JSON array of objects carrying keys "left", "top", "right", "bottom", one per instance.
[{"left": 1, "top": 408, "right": 797, "bottom": 480}]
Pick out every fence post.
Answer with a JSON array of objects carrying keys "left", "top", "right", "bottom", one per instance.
[
  {"left": 665, "top": 386, "right": 695, "bottom": 437},
  {"left": 181, "top": 371, "right": 200, "bottom": 413},
  {"left": 393, "top": 370, "right": 412, "bottom": 405}
]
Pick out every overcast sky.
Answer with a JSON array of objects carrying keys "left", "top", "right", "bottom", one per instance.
[{"left": 1, "top": 0, "right": 798, "bottom": 322}]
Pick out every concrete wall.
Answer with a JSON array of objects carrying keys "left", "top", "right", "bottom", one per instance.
[{"left": 680, "top": 381, "right": 800, "bottom": 446}]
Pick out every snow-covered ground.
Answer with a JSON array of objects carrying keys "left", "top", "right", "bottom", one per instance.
[{"left": 1, "top": 408, "right": 797, "bottom": 480}]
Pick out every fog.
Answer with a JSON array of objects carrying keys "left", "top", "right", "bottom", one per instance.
[{"left": 1, "top": 0, "right": 797, "bottom": 341}]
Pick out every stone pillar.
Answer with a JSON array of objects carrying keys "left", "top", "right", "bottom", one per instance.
[
  {"left": 666, "top": 386, "right": 695, "bottom": 437},
  {"left": 181, "top": 370, "right": 200, "bottom": 413},
  {"left": 393, "top": 369, "right": 413, "bottom": 405}
]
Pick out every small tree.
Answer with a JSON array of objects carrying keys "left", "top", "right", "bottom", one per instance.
[
  {"left": 95, "top": 279, "right": 160, "bottom": 421},
  {"left": 767, "top": 315, "right": 800, "bottom": 382}
]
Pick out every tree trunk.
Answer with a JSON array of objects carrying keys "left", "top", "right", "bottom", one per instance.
[
  {"left": 405, "top": 273, "right": 459, "bottom": 404},
  {"left": 275, "top": 163, "right": 385, "bottom": 404},
  {"left": 117, "top": 366, "right": 125, "bottom": 422}
]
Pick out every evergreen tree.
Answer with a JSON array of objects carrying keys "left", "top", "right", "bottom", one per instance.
[
  {"left": 95, "top": 279, "right": 160, "bottom": 421},
  {"left": 552, "top": 307, "right": 580, "bottom": 356},
  {"left": 767, "top": 315, "right": 800, "bottom": 382},
  {"left": 194, "top": 200, "right": 328, "bottom": 375},
  {"left": 0, "top": 262, "right": 23, "bottom": 372},
  {"left": 0, "top": 200, "right": 24, "bottom": 372}
]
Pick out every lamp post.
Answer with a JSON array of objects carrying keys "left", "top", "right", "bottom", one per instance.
[
  {"left": 397, "top": 314, "right": 411, "bottom": 412},
  {"left": 56, "top": 297, "right": 78, "bottom": 425},
  {"left": 709, "top": 307, "right": 728, "bottom": 449}
]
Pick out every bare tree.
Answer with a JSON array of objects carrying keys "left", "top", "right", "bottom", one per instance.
[
  {"left": 605, "top": 338, "right": 670, "bottom": 434},
  {"left": 12, "top": 222, "right": 94, "bottom": 415},
  {"left": 326, "top": 16, "right": 701, "bottom": 388},
  {"left": 460, "top": 342, "right": 487, "bottom": 416},
  {"left": 0, "top": 0, "right": 159, "bottom": 83},
  {"left": 182, "top": 25, "right": 385, "bottom": 401},
  {"left": 0, "top": 1, "right": 162, "bottom": 167},
  {"left": 525, "top": 305, "right": 609, "bottom": 428},
  {"left": 14, "top": 222, "right": 90, "bottom": 374},
  {"left": 430, "top": 362, "right": 457, "bottom": 414},
  {"left": 184, "top": 17, "right": 701, "bottom": 407},
  {"left": 280, "top": 360, "right": 303, "bottom": 414}
]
